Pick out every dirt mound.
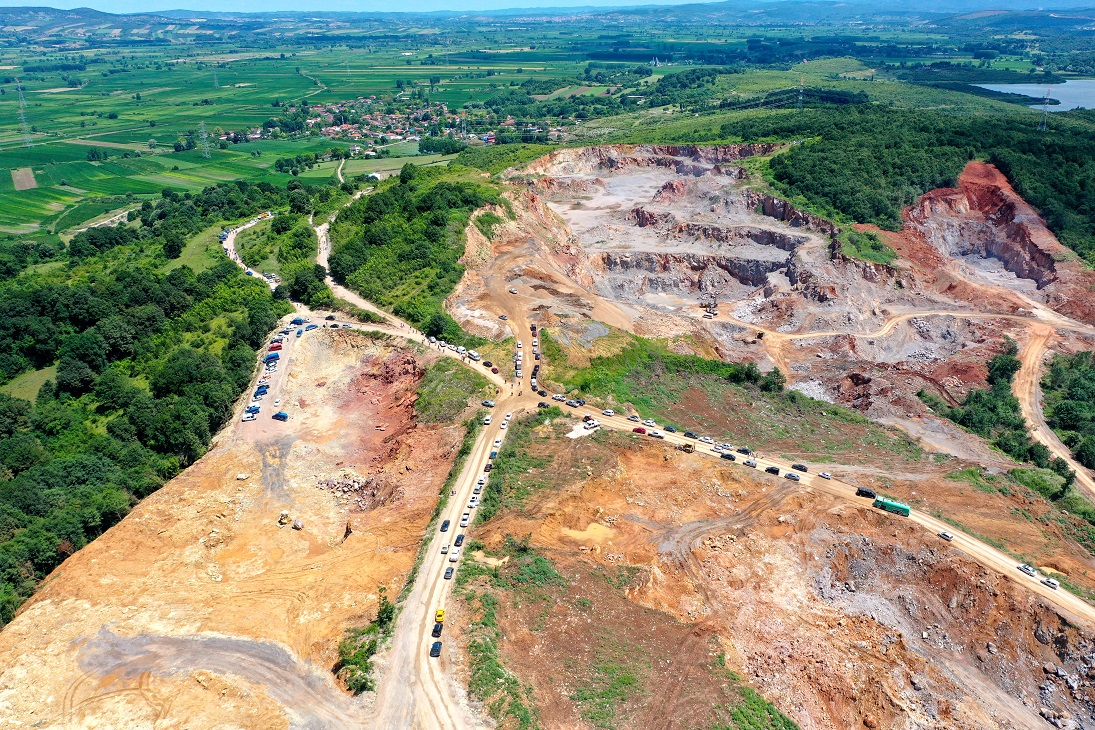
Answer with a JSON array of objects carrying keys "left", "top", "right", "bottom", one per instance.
[{"left": 0, "top": 331, "right": 464, "bottom": 727}]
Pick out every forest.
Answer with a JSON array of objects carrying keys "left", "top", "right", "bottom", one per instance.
[
  {"left": 327, "top": 163, "right": 500, "bottom": 344},
  {"left": 1043, "top": 351, "right": 1095, "bottom": 471}
]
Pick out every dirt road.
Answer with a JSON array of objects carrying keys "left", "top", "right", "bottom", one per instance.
[{"left": 1015, "top": 326, "right": 1095, "bottom": 501}]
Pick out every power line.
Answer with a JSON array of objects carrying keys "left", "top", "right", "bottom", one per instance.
[
  {"left": 1038, "top": 87, "right": 1051, "bottom": 132},
  {"left": 14, "top": 78, "right": 31, "bottom": 148},
  {"left": 198, "top": 121, "right": 211, "bottom": 159}
]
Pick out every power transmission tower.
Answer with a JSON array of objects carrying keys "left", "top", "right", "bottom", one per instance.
[
  {"left": 213, "top": 67, "right": 219, "bottom": 88},
  {"left": 1038, "top": 87, "right": 1051, "bottom": 132},
  {"left": 15, "top": 78, "right": 31, "bottom": 147},
  {"left": 797, "top": 77, "right": 805, "bottom": 112},
  {"left": 198, "top": 121, "right": 211, "bottom": 159}
]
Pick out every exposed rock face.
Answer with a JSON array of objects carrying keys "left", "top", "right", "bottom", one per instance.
[
  {"left": 593, "top": 250, "right": 790, "bottom": 291},
  {"left": 909, "top": 161, "right": 1095, "bottom": 323},
  {"left": 740, "top": 190, "right": 841, "bottom": 238}
]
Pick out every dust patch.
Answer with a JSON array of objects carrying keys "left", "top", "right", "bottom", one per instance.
[{"left": 11, "top": 167, "right": 36, "bottom": 190}]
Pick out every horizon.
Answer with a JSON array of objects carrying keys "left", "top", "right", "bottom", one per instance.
[{"left": 0, "top": 0, "right": 1073, "bottom": 14}]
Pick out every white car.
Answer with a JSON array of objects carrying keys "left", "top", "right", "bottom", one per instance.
[
  {"left": 440, "top": 544, "right": 450, "bottom": 554},
  {"left": 602, "top": 409, "right": 615, "bottom": 416},
  {"left": 533, "top": 339, "right": 538, "bottom": 347},
  {"left": 698, "top": 436, "right": 714, "bottom": 444},
  {"left": 242, "top": 413, "right": 257, "bottom": 422},
  {"left": 584, "top": 420, "right": 600, "bottom": 430},
  {"left": 477, "top": 477, "right": 486, "bottom": 486},
  {"left": 483, "top": 415, "right": 493, "bottom": 425},
  {"left": 460, "top": 513, "right": 471, "bottom": 527},
  {"left": 449, "top": 547, "right": 462, "bottom": 563},
  {"left": 494, "top": 438, "right": 502, "bottom": 448},
  {"left": 468, "top": 496, "right": 480, "bottom": 507},
  {"left": 504, "top": 413, "right": 512, "bottom": 421},
  {"left": 509, "top": 287, "right": 518, "bottom": 294},
  {"left": 819, "top": 472, "right": 832, "bottom": 480},
  {"left": 500, "top": 421, "right": 507, "bottom": 429},
  {"left": 642, "top": 419, "right": 656, "bottom": 428},
  {"left": 552, "top": 394, "right": 566, "bottom": 401},
  {"left": 274, "top": 399, "right": 281, "bottom": 407}
]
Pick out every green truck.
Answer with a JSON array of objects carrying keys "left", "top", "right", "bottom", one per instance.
[{"left": 872, "top": 497, "right": 911, "bottom": 517}]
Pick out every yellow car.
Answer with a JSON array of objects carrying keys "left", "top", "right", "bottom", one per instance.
[{"left": 435, "top": 609, "right": 445, "bottom": 623}]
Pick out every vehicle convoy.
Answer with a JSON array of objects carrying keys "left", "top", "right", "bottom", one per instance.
[{"left": 873, "top": 497, "right": 911, "bottom": 517}]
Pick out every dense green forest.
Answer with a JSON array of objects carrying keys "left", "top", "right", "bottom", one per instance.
[
  {"left": 328, "top": 163, "right": 500, "bottom": 344},
  {"left": 0, "top": 182, "right": 297, "bottom": 624},
  {"left": 1043, "top": 351, "right": 1095, "bottom": 470},
  {"left": 710, "top": 107, "right": 1095, "bottom": 262}
]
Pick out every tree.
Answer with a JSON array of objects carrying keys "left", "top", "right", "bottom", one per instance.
[
  {"left": 162, "top": 231, "right": 185, "bottom": 259},
  {"left": 55, "top": 355, "right": 96, "bottom": 395},
  {"left": 60, "top": 331, "right": 108, "bottom": 373},
  {"left": 0, "top": 393, "right": 31, "bottom": 438},
  {"left": 288, "top": 190, "right": 312, "bottom": 215}
]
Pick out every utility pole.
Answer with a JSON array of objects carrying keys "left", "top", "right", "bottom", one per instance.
[
  {"left": 199, "top": 121, "right": 211, "bottom": 159},
  {"left": 15, "top": 77, "right": 31, "bottom": 147},
  {"left": 1038, "top": 87, "right": 1051, "bottom": 132}
]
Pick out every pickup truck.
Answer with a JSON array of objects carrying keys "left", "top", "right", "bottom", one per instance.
[{"left": 291, "top": 318, "right": 305, "bottom": 326}]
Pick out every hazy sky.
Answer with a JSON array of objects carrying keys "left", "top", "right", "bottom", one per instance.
[{"left": 0, "top": 0, "right": 701, "bottom": 12}]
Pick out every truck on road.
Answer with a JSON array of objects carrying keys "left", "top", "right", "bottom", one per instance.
[{"left": 872, "top": 497, "right": 911, "bottom": 517}]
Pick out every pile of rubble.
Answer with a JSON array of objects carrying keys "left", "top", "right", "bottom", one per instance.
[{"left": 316, "top": 472, "right": 402, "bottom": 512}]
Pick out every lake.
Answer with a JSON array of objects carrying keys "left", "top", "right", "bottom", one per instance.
[{"left": 976, "top": 79, "right": 1095, "bottom": 111}]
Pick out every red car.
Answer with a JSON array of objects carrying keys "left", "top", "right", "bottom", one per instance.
[
  {"left": 491, "top": 367, "right": 499, "bottom": 374},
  {"left": 632, "top": 427, "right": 646, "bottom": 434}
]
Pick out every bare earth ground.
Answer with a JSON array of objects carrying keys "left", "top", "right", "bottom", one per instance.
[
  {"left": 0, "top": 329, "right": 462, "bottom": 727},
  {"left": 10, "top": 167, "right": 36, "bottom": 191},
  {"left": 458, "top": 421, "right": 1095, "bottom": 730}
]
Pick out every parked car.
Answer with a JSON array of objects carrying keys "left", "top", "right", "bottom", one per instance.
[
  {"left": 325, "top": 314, "right": 336, "bottom": 320},
  {"left": 792, "top": 463, "right": 808, "bottom": 472},
  {"left": 642, "top": 419, "right": 657, "bottom": 427},
  {"left": 430, "top": 642, "right": 442, "bottom": 658},
  {"left": 664, "top": 426, "right": 677, "bottom": 433},
  {"left": 737, "top": 447, "right": 752, "bottom": 455},
  {"left": 632, "top": 427, "right": 647, "bottom": 435},
  {"left": 499, "top": 314, "right": 508, "bottom": 320},
  {"left": 744, "top": 460, "right": 758, "bottom": 468},
  {"left": 627, "top": 415, "right": 641, "bottom": 422},
  {"left": 1042, "top": 578, "right": 1060, "bottom": 590},
  {"left": 440, "top": 520, "right": 451, "bottom": 532},
  {"left": 720, "top": 452, "right": 736, "bottom": 461},
  {"left": 785, "top": 472, "right": 801, "bottom": 481},
  {"left": 553, "top": 394, "right": 566, "bottom": 401},
  {"left": 435, "top": 609, "right": 445, "bottom": 623},
  {"left": 484, "top": 463, "right": 493, "bottom": 472},
  {"left": 454, "top": 534, "right": 465, "bottom": 547},
  {"left": 938, "top": 531, "right": 954, "bottom": 542},
  {"left": 444, "top": 567, "right": 454, "bottom": 580},
  {"left": 765, "top": 466, "right": 780, "bottom": 475},
  {"left": 460, "top": 513, "right": 470, "bottom": 527},
  {"left": 509, "top": 287, "right": 518, "bottom": 294},
  {"left": 449, "top": 548, "right": 461, "bottom": 562},
  {"left": 242, "top": 413, "right": 257, "bottom": 422},
  {"left": 565, "top": 399, "right": 579, "bottom": 407},
  {"left": 491, "top": 367, "right": 499, "bottom": 374},
  {"left": 602, "top": 409, "right": 615, "bottom": 417},
  {"left": 483, "top": 415, "right": 493, "bottom": 425},
  {"left": 819, "top": 472, "right": 832, "bottom": 480},
  {"left": 649, "top": 430, "right": 664, "bottom": 439},
  {"left": 538, "top": 401, "right": 549, "bottom": 408},
  {"left": 482, "top": 400, "right": 495, "bottom": 408},
  {"left": 855, "top": 487, "right": 876, "bottom": 499},
  {"left": 305, "top": 324, "right": 318, "bottom": 331},
  {"left": 494, "top": 439, "right": 502, "bottom": 448},
  {"left": 1018, "top": 564, "right": 1037, "bottom": 577},
  {"left": 538, "top": 390, "right": 547, "bottom": 397},
  {"left": 483, "top": 361, "right": 493, "bottom": 368},
  {"left": 684, "top": 431, "right": 698, "bottom": 439},
  {"left": 698, "top": 436, "right": 714, "bottom": 444},
  {"left": 432, "top": 622, "right": 443, "bottom": 638},
  {"left": 272, "top": 412, "right": 288, "bottom": 422},
  {"left": 440, "top": 544, "right": 450, "bottom": 554}
]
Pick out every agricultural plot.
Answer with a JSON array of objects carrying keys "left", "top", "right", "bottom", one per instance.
[{"left": 10, "top": 167, "right": 35, "bottom": 190}]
